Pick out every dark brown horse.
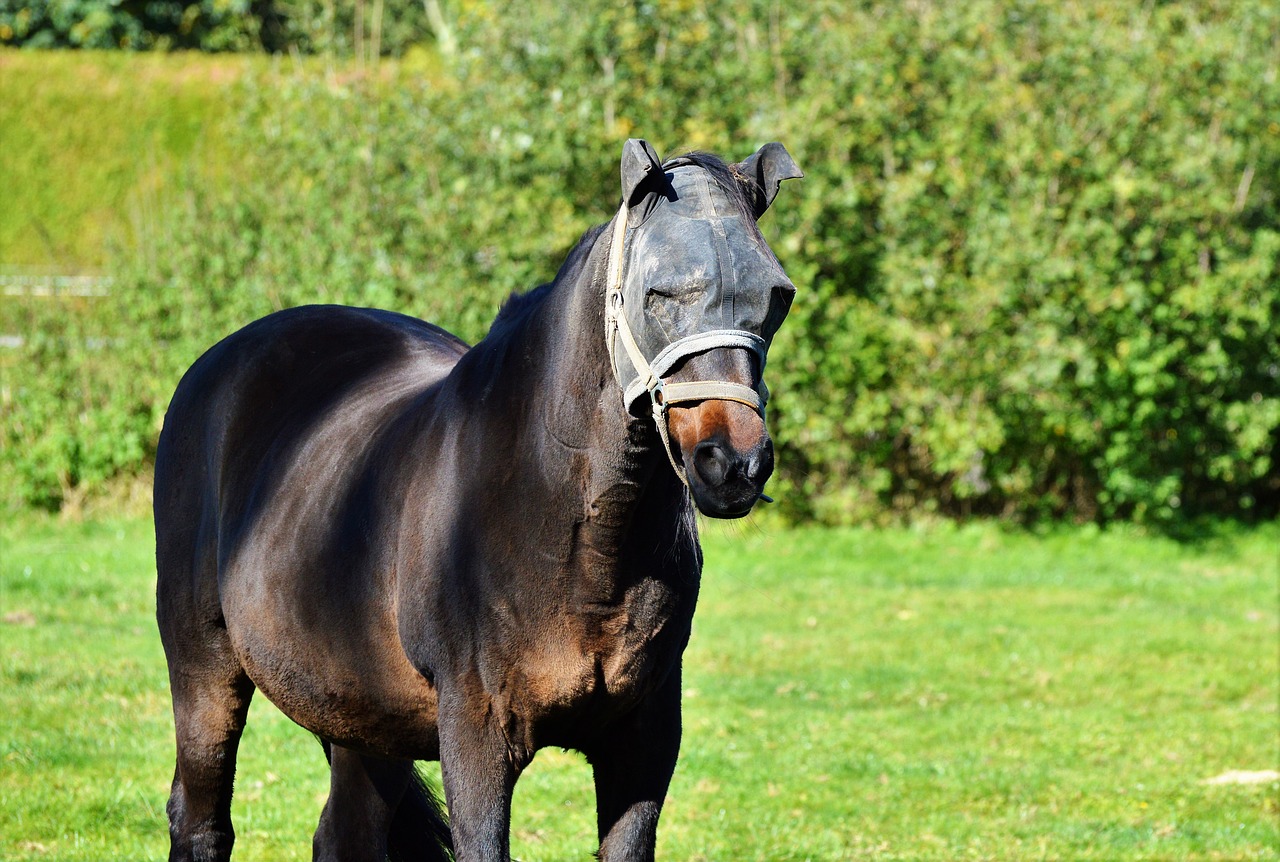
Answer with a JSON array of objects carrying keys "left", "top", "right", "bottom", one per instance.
[{"left": 154, "top": 139, "right": 801, "bottom": 861}]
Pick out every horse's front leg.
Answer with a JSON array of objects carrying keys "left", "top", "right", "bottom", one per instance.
[
  {"left": 437, "top": 688, "right": 526, "bottom": 861},
  {"left": 587, "top": 672, "right": 683, "bottom": 862}
]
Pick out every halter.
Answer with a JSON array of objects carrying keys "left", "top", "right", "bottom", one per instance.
[{"left": 603, "top": 205, "right": 767, "bottom": 486}]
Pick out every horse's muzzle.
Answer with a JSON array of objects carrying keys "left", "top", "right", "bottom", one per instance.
[
  {"left": 663, "top": 349, "right": 775, "bottom": 517},
  {"left": 665, "top": 387, "right": 775, "bottom": 518},
  {"left": 688, "top": 433, "right": 775, "bottom": 518}
]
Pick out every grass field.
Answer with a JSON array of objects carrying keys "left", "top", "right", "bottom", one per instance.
[{"left": 1, "top": 516, "right": 1276, "bottom": 860}]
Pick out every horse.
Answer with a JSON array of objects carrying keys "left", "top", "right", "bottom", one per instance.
[{"left": 154, "top": 138, "right": 802, "bottom": 862}]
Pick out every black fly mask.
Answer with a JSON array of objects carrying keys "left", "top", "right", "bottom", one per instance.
[{"left": 604, "top": 139, "right": 802, "bottom": 484}]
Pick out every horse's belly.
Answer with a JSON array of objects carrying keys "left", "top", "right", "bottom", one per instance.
[
  {"left": 223, "top": 577, "right": 443, "bottom": 760},
  {"left": 241, "top": 641, "right": 442, "bottom": 759}
]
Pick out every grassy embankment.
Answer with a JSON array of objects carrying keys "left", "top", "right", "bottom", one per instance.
[
  {"left": 0, "top": 48, "right": 442, "bottom": 271},
  {"left": 1, "top": 516, "right": 1276, "bottom": 861},
  {"left": 0, "top": 49, "right": 258, "bottom": 270}
]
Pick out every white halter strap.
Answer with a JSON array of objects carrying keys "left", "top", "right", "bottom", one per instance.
[{"left": 602, "top": 206, "right": 764, "bottom": 486}]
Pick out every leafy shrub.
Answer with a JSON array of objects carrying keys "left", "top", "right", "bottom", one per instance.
[
  {"left": 769, "top": 1, "right": 1279, "bottom": 523},
  {"left": 0, "top": 0, "right": 261, "bottom": 50},
  {"left": 0, "top": 0, "right": 440, "bottom": 53},
  {"left": 3, "top": 0, "right": 1277, "bottom": 525}
]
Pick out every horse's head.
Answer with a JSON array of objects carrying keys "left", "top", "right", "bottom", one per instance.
[{"left": 605, "top": 139, "right": 802, "bottom": 518}]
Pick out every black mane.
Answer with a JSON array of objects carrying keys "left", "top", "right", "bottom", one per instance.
[
  {"left": 485, "top": 150, "right": 755, "bottom": 345},
  {"left": 486, "top": 222, "right": 608, "bottom": 342}
]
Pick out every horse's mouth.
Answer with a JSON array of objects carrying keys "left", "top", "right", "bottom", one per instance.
[{"left": 689, "top": 480, "right": 770, "bottom": 519}]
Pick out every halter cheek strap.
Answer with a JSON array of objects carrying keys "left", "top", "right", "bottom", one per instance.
[{"left": 603, "top": 206, "right": 765, "bottom": 486}]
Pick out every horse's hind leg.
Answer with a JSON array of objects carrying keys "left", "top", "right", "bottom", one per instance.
[
  {"left": 313, "top": 746, "right": 426, "bottom": 862},
  {"left": 161, "top": 623, "right": 255, "bottom": 862}
]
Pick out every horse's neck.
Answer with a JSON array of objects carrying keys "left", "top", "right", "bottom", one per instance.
[{"left": 530, "top": 231, "right": 689, "bottom": 559}]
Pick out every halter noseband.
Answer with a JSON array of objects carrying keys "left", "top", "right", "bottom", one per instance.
[{"left": 603, "top": 205, "right": 766, "bottom": 487}]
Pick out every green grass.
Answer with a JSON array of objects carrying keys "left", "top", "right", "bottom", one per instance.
[{"left": 1, "top": 516, "right": 1277, "bottom": 860}]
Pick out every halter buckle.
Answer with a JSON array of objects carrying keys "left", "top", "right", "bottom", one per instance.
[{"left": 649, "top": 378, "right": 667, "bottom": 415}]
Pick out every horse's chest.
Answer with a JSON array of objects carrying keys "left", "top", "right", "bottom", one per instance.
[
  {"left": 592, "top": 605, "right": 681, "bottom": 697},
  {"left": 602, "top": 567, "right": 695, "bottom": 671},
  {"left": 511, "top": 589, "right": 689, "bottom": 733}
]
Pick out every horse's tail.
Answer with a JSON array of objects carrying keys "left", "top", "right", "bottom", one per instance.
[{"left": 388, "top": 764, "right": 453, "bottom": 862}]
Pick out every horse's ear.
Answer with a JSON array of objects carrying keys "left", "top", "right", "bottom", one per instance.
[
  {"left": 619, "top": 138, "right": 671, "bottom": 225},
  {"left": 734, "top": 142, "right": 803, "bottom": 219}
]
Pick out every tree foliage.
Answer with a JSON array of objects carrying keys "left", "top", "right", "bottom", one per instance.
[
  {"left": 3, "top": 0, "right": 1277, "bottom": 525},
  {"left": 1, "top": 0, "right": 261, "bottom": 50},
  {"left": 0, "top": 0, "right": 437, "bottom": 53}
]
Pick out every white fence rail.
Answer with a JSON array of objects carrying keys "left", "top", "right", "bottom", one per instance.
[
  {"left": 0, "top": 271, "right": 114, "bottom": 297},
  {"left": 0, "top": 270, "right": 115, "bottom": 350}
]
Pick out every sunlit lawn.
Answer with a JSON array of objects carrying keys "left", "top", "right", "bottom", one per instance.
[{"left": 1, "top": 515, "right": 1276, "bottom": 860}]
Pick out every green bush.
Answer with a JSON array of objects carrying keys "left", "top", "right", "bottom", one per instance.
[
  {"left": 3, "top": 0, "right": 1277, "bottom": 525},
  {"left": 0, "top": 0, "right": 441, "bottom": 53},
  {"left": 0, "top": 0, "right": 261, "bottom": 50},
  {"left": 769, "top": 1, "right": 1279, "bottom": 523}
]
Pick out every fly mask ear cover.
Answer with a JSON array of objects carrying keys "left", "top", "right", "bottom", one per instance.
[{"left": 604, "top": 140, "right": 800, "bottom": 485}]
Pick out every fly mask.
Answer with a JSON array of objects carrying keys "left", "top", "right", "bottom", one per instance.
[{"left": 604, "top": 139, "right": 803, "bottom": 486}]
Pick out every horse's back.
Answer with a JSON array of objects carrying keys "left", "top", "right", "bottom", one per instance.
[
  {"left": 155, "top": 304, "right": 466, "bottom": 541},
  {"left": 159, "top": 304, "right": 465, "bottom": 443}
]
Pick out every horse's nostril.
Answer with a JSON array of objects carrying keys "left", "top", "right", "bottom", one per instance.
[
  {"left": 693, "top": 441, "right": 733, "bottom": 487},
  {"left": 746, "top": 439, "right": 775, "bottom": 484}
]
